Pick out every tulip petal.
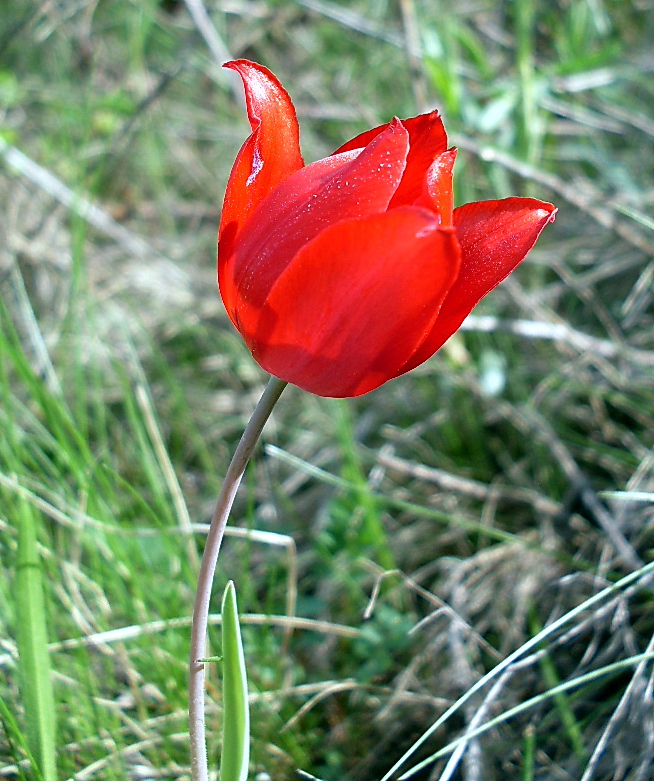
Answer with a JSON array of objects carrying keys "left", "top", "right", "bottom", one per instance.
[
  {"left": 334, "top": 111, "right": 448, "bottom": 209},
  {"left": 395, "top": 197, "right": 557, "bottom": 374},
  {"left": 219, "top": 60, "right": 304, "bottom": 321},
  {"left": 241, "top": 208, "right": 461, "bottom": 397},
  {"left": 416, "top": 148, "right": 457, "bottom": 228},
  {"left": 222, "top": 60, "right": 304, "bottom": 227},
  {"left": 229, "top": 120, "right": 411, "bottom": 331}
]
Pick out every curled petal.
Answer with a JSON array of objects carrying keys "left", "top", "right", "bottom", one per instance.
[
  {"left": 416, "top": 148, "right": 457, "bottom": 227},
  {"left": 241, "top": 208, "right": 461, "bottom": 397},
  {"left": 396, "top": 197, "right": 557, "bottom": 375},
  {"left": 334, "top": 111, "right": 448, "bottom": 209},
  {"left": 230, "top": 120, "right": 410, "bottom": 330},
  {"left": 219, "top": 61, "right": 304, "bottom": 320},
  {"left": 222, "top": 60, "right": 304, "bottom": 224}
]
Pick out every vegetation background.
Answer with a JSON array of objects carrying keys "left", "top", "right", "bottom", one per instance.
[{"left": 1, "top": 0, "right": 654, "bottom": 779}]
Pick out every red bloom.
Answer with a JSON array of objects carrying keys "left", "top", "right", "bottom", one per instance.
[{"left": 218, "top": 60, "right": 556, "bottom": 397}]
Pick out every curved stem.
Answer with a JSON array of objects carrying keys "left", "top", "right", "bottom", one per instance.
[{"left": 189, "top": 375, "right": 287, "bottom": 781}]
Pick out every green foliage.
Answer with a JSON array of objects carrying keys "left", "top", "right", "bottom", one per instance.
[
  {"left": 219, "top": 582, "right": 250, "bottom": 781},
  {"left": 13, "top": 501, "right": 57, "bottom": 781}
]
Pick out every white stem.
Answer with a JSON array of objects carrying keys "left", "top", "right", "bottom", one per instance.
[{"left": 189, "top": 376, "right": 287, "bottom": 781}]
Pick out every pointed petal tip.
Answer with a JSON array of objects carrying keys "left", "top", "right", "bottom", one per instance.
[
  {"left": 387, "top": 116, "right": 410, "bottom": 138},
  {"left": 223, "top": 59, "right": 256, "bottom": 78},
  {"left": 531, "top": 200, "right": 558, "bottom": 222},
  {"left": 544, "top": 204, "right": 558, "bottom": 221},
  {"left": 221, "top": 60, "right": 299, "bottom": 125},
  {"left": 218, "top": 58, "right": 304, "bottom": 305},
  {"left": 531, "top": 201, "right": 558, "bottom": 229},
  {"left": 223, "top": 58, "right": 263, "bottom": 73},
  {"left": 223, "top": 59, "right": 289, "bottom": 86}
]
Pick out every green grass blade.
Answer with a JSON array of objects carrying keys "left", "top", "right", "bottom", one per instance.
[
  {"left": 1, "top": 305, "right": 57, "bottom": 781},
  {"left": 0, "top": 693, "right": 42, "bottom": 781},
  {"left": 219, "top": 581, "right": 250, "bottom": 781},
  {"left": 521, "top": 724, "right": 536, "bottom": 781},
  {"left": 14, "top": 501, "right": 57, "bottom": 781},
  {"left": 530, "top": 610, "right": 587, "bottom": 762},
  {"left": 399, "top": 650, "right": 654, "bottom": 778}
]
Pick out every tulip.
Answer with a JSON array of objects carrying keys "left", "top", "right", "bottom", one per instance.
[{"left": 218, "top": 60, "right": 556, "bottom": 397}]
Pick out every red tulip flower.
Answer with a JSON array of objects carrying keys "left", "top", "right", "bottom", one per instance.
[{"left": 218, "top": 60, "right": 556, "bottom": 397}]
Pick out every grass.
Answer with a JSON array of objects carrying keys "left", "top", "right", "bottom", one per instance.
[{"left": 1, "top": 0, "right": 654, "bottom": 779}]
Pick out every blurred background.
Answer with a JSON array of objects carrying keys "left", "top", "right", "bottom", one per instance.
[{"left": 1, "top": 1, "right": 654, "bottom": 779}]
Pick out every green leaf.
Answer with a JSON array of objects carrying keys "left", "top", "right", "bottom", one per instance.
[
  {"left": 14, "top": 501, "right": 57, "bottom": 781},
  {"left": 219, "top": 581, "right": 250, "bottom": 781}
]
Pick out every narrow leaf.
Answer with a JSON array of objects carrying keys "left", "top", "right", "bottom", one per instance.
[
  {"left": 14, "top": 501, "right": 57, "bottom": 781},
  {"left": 219, "top": 581, "right": 250, "bottom": 781}
]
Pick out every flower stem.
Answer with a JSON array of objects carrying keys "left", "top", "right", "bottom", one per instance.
[{"left": 189, "top": 375, "right": 287, "bottom": 781}]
